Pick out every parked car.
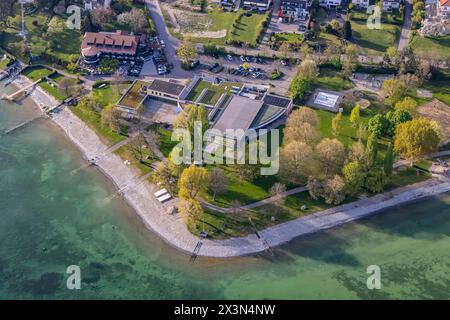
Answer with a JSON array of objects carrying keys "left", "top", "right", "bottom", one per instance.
[
  {"left": 298, "top": 24, "right": 307, "bottom": 32},
  {"left": 240, "top": 55, "right": 246, "bottom": 62},
  {"left": 227, "top": 54, "right": 233, "bottom": 61},
  {"left": 281, "top": 59, "right": 288, "bottom": 66}
]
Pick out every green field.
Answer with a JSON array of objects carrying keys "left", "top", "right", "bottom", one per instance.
[
  {"left": 316, "top": 68, "right": 354, "bottom": 91},
  {"left": 93, "top": 82, "right": 131, "bottom": 107},
  {"left": 228, "top": 12, "right": 269, "bottom": 46},
  {"left": 352, "top": 20, "right": 401, "bottom": 54},
  {"left": 409, "top": 34, "right": 450, "bottom": 60},
  {"left": 148, "top": 124, "right": 178, "bottom": 158},
  {"left": 113, "top": 143, "right": 156, "bottom": 176},
  {"left": 22, "top": 66, "right": 53, "bottom": 81},
  {"left": 0, "top": 8, "right": 81, "bottom": 65},
  {"left": 420, "top": 80, "right": 450, "bottom": 106},
  {"left": 274, "top": 33, "right": 304, "bottom": 45}
]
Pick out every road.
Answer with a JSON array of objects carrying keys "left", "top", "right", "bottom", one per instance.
[
  {"left": 398, "top": 0, "right": 412, "bottom": 51},
  {"left": 144, "top": 0, "right": 191, "bottom": 79}
]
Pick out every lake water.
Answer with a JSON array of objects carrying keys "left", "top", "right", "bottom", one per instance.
[{"left": 0, "top": 83, "right": 449, "bottom": 299}]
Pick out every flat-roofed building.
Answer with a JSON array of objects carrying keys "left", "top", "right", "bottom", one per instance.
[
  {"left": 306, "top": 89, "right": 343, "bottom": 112},
  {"left": 146, "top": 79, "right": 187, "bottom": 103}
]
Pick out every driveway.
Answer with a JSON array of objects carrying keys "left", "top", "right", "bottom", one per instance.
[
  {"left": 144, "top": 0, "right": 191, "bottom": 79},
  {"left": 398, "top": 0, "right": 412, "bottom": 51}
]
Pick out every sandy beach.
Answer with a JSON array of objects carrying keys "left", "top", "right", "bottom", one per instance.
[{"left": 9, "top": 75, "right": 450, "bottom": 258}]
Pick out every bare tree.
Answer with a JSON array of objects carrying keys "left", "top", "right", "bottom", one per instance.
[
  {"left": 209, "top": 168, "right": 228, "bottom": 200},
  {"left": 269, "top": 182, "right": 286, "bottom": 207},
  {"left": 127, "top": 133, "right": 147, "bottom": 163}
]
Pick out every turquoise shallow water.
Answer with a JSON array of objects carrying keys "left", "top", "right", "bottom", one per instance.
[{"left": 0, "top": 83, "right": 449, "bottom": 299}]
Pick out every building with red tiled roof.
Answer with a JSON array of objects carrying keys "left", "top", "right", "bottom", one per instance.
[
  {"left": 439, "top": 0, "right": 450, "bottom": 15},
  {"left": 81, "top": 31, "right": 140, "bottom": 64}
]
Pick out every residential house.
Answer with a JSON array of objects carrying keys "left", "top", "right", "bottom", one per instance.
[
  {"left": 243, "top": 0, "right": 273, "bottom": 10},
  {"left": 351, "top": 0, "right": 370, "bottom": 9},
  {"left": 319, "top": 0, "right": 342, "bottom": 9},
  {"left": 382, "top": 0, "right": 401, "bottom": 11},
  {"left": 279, "top": 0, "right": 311, "bottom": 21},
  {"left": 81, "top": 31, "right": 141, "bottom": 64}
]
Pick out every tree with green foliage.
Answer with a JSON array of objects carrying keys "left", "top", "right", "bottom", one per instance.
[
  {"left": 99, "top": 58, "right": 119, "bottom": 74},
  {"left": 349, "top": 103, "right": 361, "bottom": 128},
  {"left": 178, "top": 199, "right": 203, "bottom": 225},
  {"left": 343, "top": 20, "right": 352, "bottom": 40},
  {"left": 394, "top": 97, "right": 418, "bottom": 114},
  {"left": 342, "top": 161, "right": 365, "bottom": 196},
  {"left": 365, "top": 133, "right": 378, "bottom": 167},
  {"left": 332, "top": 112, "right": 343, "bottom": 136},
  {"left": 386, "top": 109, "right": 413, "bottom": 136},
  {"left": 297, "top": 59, "right": 317, "bottom": 83},
  {"left": 289, "top": 76, "right": 312, "bottom": 101},
  {"left": 367, "top": 114, "right": 389, "bottom": 138},
  {"left": 381, "top": 78, "right": 406, "bottom": 107},
  {"left": 364, "top": 168, "right": 387, "bottom": 193},
  {"left": 177, "top": 40, "right": 197, "bottom": 63},
  {"left": 384, "top": 142, "right": 394, "bottom": 176},
  {"left": 394, "top": 118, "right": 440, "bottom": 164},
  {"left": 101, "top": 104, "right": 122, "bottom": 133},
  {"left": 178, "top": 165, "right": 210, "bottom": 201},
  {"left": 0, "top": 0, "right": 15, "bottom": 27}
]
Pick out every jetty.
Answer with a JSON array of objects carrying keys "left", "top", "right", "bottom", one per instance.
[{"left": 2, "top": 78, "right": 41, "bottom": 101}]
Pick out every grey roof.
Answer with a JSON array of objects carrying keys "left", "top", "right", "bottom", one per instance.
[
  {"left": 244, "top": 0, "right": 271, "bottom": 4},
  {"left": 213, "top": 96, "right": 264, "bottom": 132},
  {"left": 281, "top": 0, "right": 308, "bottom": 5},
  {"left": 147, "top": 79, "right": 185, "bottom": 97},
  {"left": 263, "top": 94, "right": 291, "bottom": 108}
]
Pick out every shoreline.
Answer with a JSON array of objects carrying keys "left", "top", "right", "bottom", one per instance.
[{"left": 7, "top": 76, "right": 450, "bottom": 258}]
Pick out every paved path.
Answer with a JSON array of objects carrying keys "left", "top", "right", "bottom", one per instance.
[{"left": 398, "top": 0, "right": 412, "bottom": 51}]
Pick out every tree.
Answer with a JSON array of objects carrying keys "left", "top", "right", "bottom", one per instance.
[
  {"left": 0, "top": 0, "right": 15, "bottom": 27},
  {"left": 178, "top": 199, "right": 203, "bottom": 225},
  {"left": 349, "top": 104, "right": 361, "bottom": 128},
  {"left": 341, "top": 44, "right": 359, "bottom": 79},
  {"left": 91, "top": 7, "right": 116, "bottom": 28},
  {"left": 342, "top": 161, "right": 365, "bottom": 196},
  {"left": 178, "top": 165, "right": 210, "bottom": 201},
  {"left": 285, "top": 107, "right": 320, "bottom": 128},
  {"left": 386, "top": 109, "right": 413, "bottom": 136},
  {"left": 288, "top": 76, "right": 312, "bottom": 101},
  {"left": 398, "top": 73, "right": 420, "bottom": 93},
  {"left": 365, "top": 133, "right": 378, "bottom": 167},
  {"left": 209, "top": 168, "right": 228, "bottom": 201},
  {"left": 297, "top": 59, "right": 317, "bottom": 83},
  {"left": 381, "top": 78, "right": 406, "bottom": 107},
  {"left": 269, "top": 182, "right": 287, "bottom": 207},
  {"left": 394, "top": 97, "right": 417, "bottom": 114},
  {"left": 129, "top": 8, "right": 148, "bottom": 32},
  {"left": 284, "top": 122, "right": 320, "bottom": 146},
  {"left": 279, "top": 141, "right": 316, "bottom": 185},
  {"left": 186, "top": 104, "right": 209, "bottom": 140},
  {"left": 279, "top": 42, "right": 291, "bottom": 59},
  {"left": 315, "top": 138, "right": 346, "bottom": 177},
  {"left": 386, "top": 47, "right": 397, "bottom": 61},
  {"left": 384, "top": 142, "right": 394, "bottom": 176},
  {"left": 59, "top": 78, "right": 75, "bottom": 98},
  {"left": 177, "top": 40, "right": 197, "bottom": 63},
  {"left": 415, "top": 60, "right": 432, "bottom": 83},
  {"left": 364, "top": 168, "right": 387, "bottom": 193},
  {"left": 394, "top": 118, "right": 440, "bottom": 164},
  {"left": 154, "top": 160, "right": 175, "bottom": 192},
  {"left": 343, "top": 20, "right": 352, "bottom": 40},
  {"left": 128, "top": 133, "right": 148, "bottom": 163},
  {"left": 367, "top": 114, "right": 389, "bottom": 138},
  {"left": 308, "top": 175, "right": 346, "bottom": 205},
  {"left": 99, "top": 58, "right": 119, "bottom": 74},
  {"left": 332, "top": 112, "right": 343, "bottom": 136},
  {"left": 101, "top": 104, "right": 122, "bottom": 132},
  {"left": 348, "top": 140, "right": 368, "bottom": 165}
]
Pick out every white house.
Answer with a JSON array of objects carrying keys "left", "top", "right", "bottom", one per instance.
[
  {"left": 279, "top": 0, "right": 311, "bottom": 20},
  {"left": 351, "top": 0, "right": 370, "bottom": 9},
  {"left": 319, "top": 0, "right": 342, "bottom": 9},
  {"left": 382, "top": 0, "right": 401, "bottom": 11},
  {"left": 243, "top": 0, "right": 272, "bottom": 10},
  {"left": 438, "top": 0, "right": 450, "bottom": 15}
]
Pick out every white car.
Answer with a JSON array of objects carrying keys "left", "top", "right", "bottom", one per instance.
[
  {"left": 227, "top": 54, "right": 233, "bottom": 61},
  {"left": 240, "top": 55, "right": 245, "bottom": 62}
]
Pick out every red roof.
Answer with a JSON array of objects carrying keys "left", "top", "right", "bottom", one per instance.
[
  {"left": 81, "top": 31, "right": 139, "bottom": 58},
  {"left": 441, "top": 0, "right": 450, "bottom": 6}
]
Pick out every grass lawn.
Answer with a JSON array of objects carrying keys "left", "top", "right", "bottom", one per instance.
[
  {"left": 204, "top": 164, "right": 280, "bottom": 207},
  {"left": 352, "top": 20, "right": 401, "bottom": 55},
  {"left": 147, "top": 124, "right": 178, "bottom": 158},
  {"left": 274, "top": 33, "right": 304, "bottom": 45},
  {"left": 113, "top": 143, "right": 156, "bottom": 176},
  {"left": 70, "top": 105, "right": 127, "bottom": 146},
  {"left": 22, "top": 66, "right": 53, "bottom": 81},
  {"left": 1, "top": 9, "right": 81, "bottom": 65},
  {"left": 316, "top": 68, "right": 354, "bottom": 91},
  {"left": 385, "top": 167, "right": 431, "bottom": 190},
  {"left": 420, "top": 80, "right": 450, "bottom": 106},
  {"left": 409, "top": 34, "right": 450, "bottom": 60},
  {"left": 228, "top": 12, "right": 269, "bottom": 46},
  {"left": 93, "top": 82, "right": 131, "bottom": 107},
  {"left": 186, "top": 80, "right": 242, "bottom": 104},
  {"left": 0, "top": 52, "right": 13, "bottom": 71}
]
